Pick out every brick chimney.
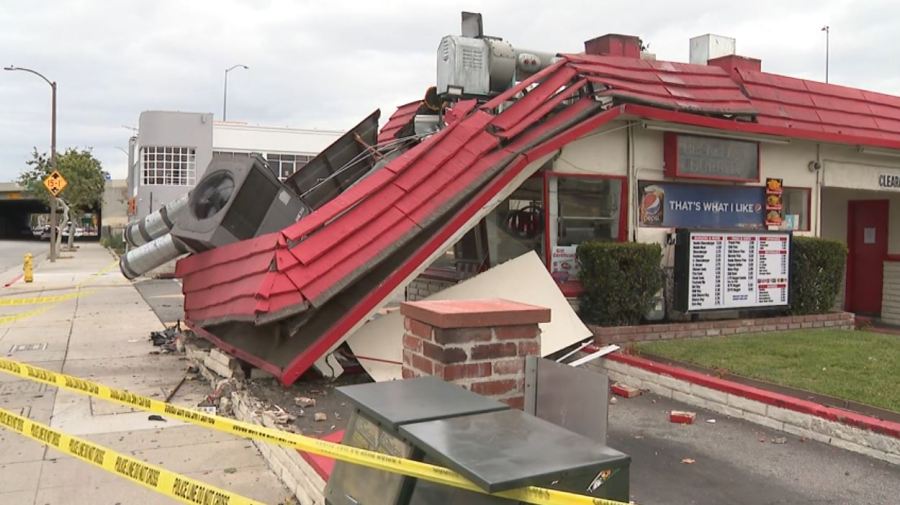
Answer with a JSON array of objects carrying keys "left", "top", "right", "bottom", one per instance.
[
  {"left": 707, "top": 54, "right": 762, "bottom": 78},
  {"left": 584, "top": 34, "right": 642, "bottom": 58}
]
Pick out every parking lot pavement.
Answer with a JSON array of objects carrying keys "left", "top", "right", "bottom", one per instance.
[{"left": 608, "top": 391, "right": 900, "bottom": 505}]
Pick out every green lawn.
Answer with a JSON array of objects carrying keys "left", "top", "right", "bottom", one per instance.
[{"left": 636, "top": 329, "right": 900, "bottom": 413}]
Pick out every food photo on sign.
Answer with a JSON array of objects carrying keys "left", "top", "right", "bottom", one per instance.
[{"left": 765, "top": 178, "right": 784, "bottom": 227}]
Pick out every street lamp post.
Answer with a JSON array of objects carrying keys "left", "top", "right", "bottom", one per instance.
[
  {"left": 223, "top": 64, "right": 248, "bottom": 121},
  {"left": 4, "top": 65, "right": 58, "bottom": 262}
]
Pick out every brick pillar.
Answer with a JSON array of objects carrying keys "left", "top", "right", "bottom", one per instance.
[{"left": 400, "top": 298, "right": 550, "bottom": 409}]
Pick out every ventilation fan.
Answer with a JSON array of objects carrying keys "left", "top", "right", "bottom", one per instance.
[{"left": 191, "top": 170, "right": 235, "bottom": 219}]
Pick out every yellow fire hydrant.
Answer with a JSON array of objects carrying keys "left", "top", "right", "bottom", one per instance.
[{"left": 23, "top": 253, "right": 33, "bottom": 283}]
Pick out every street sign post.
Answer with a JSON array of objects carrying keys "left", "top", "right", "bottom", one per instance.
[{"left": 43, "top": 170, "right": 67, "bottom": 197}]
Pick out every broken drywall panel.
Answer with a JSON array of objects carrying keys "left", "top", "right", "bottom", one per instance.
[{"left": 347, "top": 251, "right": 592, "bottom": 381}]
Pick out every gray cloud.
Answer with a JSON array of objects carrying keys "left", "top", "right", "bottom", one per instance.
[{"left": 2, "top": 0, "right": 898, "bottom": 181}]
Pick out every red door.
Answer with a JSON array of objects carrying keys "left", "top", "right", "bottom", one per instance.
[{"left": 846, "top": 200, "right": 889, "bottom": 315}]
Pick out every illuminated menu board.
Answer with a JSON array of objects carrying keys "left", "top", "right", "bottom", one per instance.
[{"left": 676, "top": 230, "right": 790, "bottom": 312}]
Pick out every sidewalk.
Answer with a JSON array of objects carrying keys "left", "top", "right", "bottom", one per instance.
[{"left": 0, "top": 243, "right": 290, "bottom": 504}]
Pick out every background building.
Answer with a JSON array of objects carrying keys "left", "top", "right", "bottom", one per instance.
[{"left": 126, "top": 110, "right": 342, "bottom": 221}]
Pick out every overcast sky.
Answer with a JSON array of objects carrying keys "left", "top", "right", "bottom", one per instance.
[{"left": 1, "top": 0, "right": 898, "bottom": 181}]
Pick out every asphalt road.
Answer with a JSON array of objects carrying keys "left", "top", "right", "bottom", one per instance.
[
  {"left": 134, "top": 276, "right": 900, "bottom": 504},
  {"left": 608, "top": 392, "right": 900, "bottom": 505},
  {"left": 0, "top": 239, "right": 47, "bottom": 283}
]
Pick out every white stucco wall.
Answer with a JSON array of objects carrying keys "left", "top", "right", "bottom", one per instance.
[{"left": 212, "top": 123, "right": 342, "bottom": 154}]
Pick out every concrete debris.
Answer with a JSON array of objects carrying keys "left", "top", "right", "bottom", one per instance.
[
  {"left": 669, "top": 410, "right": 696, "bottom": 424},
  {"left": 771, "top": 437, "right": 787, "bottom": 444},
  {"left": 314, "top": 412, "right": 328, "bottom": 422},
  {"left": 611, "top": 383, "right": 641, "bottom": 398},
  {"left": 203, "top": 348, "right": 246, "bottom": 380},
  {"left": 218, "top": 396, "right": 233, "bottom": 416},
  {"left": 268, "top": 405, "right": 296, "bottom": 424},
  {"left": 294, "top": 396, "right": 316, "bottom": 408},
  {"left": 609, "top": 396, "right": 618, "bottom": 405}
]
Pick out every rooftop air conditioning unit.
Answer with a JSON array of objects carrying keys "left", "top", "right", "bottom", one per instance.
[{"left": 171, "top": 154, "right": 309, "bottom": 251}]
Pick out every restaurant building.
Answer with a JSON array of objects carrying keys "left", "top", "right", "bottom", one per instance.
[{"left": 405, "top": 34, "right": 900, "bottom": 325}]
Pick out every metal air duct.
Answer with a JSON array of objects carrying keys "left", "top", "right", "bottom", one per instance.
[
  {"left": 120, "top": 233, "right": 189, "bottom": 280},
  {"left": 123, "top": 194, "right": 189, "bottom": 247}
]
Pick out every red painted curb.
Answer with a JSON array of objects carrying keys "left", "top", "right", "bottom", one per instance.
[
  {"left": 3, "top": 273, "right": 24, "bottom": 288},
  {"left": 594, "top": 349, "right": 900, "bottom": 439}
]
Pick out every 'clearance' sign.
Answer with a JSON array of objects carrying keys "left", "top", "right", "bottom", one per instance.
[
  {"left": 823, "top": 161, "right": 900, "bottom": 192},
  {"left": 879, "top": 173, "right": 900, "bottom": 191}
]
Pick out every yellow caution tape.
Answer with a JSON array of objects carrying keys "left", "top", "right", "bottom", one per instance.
[
  {"left": 0, "top": 358, "right": 628, "bottom": 505},
  {"left": 0, "top": 305, "right": 53, "bottom": 325},
  {"left": 0, "top": 290, "right": 90, "bottom": 306},
  {"left": 0, "top": 259, "right": 118, "bottom": 325},
  {"left": 0, "top": 406, "right": 264, "bottom": 505}
]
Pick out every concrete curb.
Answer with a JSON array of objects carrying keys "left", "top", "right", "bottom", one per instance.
[{"left": 596, "top": 352, "right": 900, "bottom": 465}]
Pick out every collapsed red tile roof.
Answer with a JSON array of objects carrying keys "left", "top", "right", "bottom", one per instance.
[{"left": 177, "top": 52, "right": 900, "bottom": 384}]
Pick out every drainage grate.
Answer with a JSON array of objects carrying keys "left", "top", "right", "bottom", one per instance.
[{"left": 8, "top": 343, "right": 48, "bottom": 353}]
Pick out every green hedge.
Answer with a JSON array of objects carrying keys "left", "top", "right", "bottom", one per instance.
[
  {"left": 789, "top": 237, "right": 847, "bottom": 315},
  {"left": 577, "top": 242, "right": 663, "bottom": 326}
]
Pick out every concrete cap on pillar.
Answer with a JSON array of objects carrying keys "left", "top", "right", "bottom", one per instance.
[{"left": 400, "top": 298, "right": 551, "bottom": 328}]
